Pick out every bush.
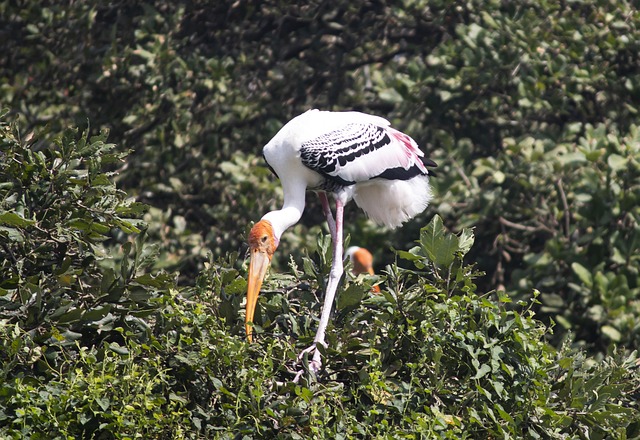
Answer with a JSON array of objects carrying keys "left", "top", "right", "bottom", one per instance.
[
  {"left": 155, "top": 216, "right": 640, "bottom": 438},
  {"left": 1, "top": 120, "right": 637, "bottom": 438},
  {"left": 434, "top": 121, "right": 640, "bottom": 352},
  {"left": 0, "top": 115, "right": 177, "bottom": 437},
  {"left": 0, "top": 323, "right": 192, "bottom": 438},
  {"left": 0, "top": 113, "right": 169, "bottom": 348}
]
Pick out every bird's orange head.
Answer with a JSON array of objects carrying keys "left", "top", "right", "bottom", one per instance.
[
  {"left": 348, "top": 246, "right": 381, "bottom": 293},
  {"left": 350, "top": 247, "right": 374, "bottom": 276},
  {"left": 245, "top": 220, "right": 278, "bottom": 342}
]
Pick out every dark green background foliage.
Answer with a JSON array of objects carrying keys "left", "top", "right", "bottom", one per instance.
[{"left": 1, "top": 1, "right": 639, "bottom": 438}]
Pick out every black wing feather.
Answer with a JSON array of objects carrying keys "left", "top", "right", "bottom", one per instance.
[{"left": 300, "top": 123, "right": 391, "bottom": 185}]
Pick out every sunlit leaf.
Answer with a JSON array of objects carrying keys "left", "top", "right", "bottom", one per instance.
[
  {"left": 571, "top": 262, "right": 593, "bottom": 288},
  {"left": 420, "top": 215, "right": 459, "bottom": 267},
  {"left": 0, "top": 212, "right": 35, "bottom": 228}
]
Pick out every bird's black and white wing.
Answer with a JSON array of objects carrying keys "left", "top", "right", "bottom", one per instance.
[{"left": 300, "top": 122, "right": 431, "bottom": 186}]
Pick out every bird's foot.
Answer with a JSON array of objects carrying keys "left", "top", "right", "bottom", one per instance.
[{"left": 292, "top": 343, "right": 323, "bottom": 383}]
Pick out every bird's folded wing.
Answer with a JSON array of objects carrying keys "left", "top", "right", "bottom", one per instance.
[{"left": 300, "top": 123, "right": 428, "bottom": 185}]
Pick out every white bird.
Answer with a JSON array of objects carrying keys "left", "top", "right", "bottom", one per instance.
[{"left": 245, "top": 109, "right": 435, "bottom": 377}]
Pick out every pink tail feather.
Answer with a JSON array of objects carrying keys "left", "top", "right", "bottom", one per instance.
[{"left": 388, "top": 128, "right": 428, "bottom": 173}]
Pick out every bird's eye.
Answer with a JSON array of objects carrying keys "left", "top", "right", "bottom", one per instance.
[{"left": 261, "top": 235, "right": 268, "bottom": 243}]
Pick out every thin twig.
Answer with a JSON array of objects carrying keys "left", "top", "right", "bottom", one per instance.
[
  {"left": 450, "top": 156, "right": 472, "bottom": 189},
  {"left": 498, "top": 216, "right": 538, "bottom": 232},
  {"left": 556, "top": 178, "right": 571, "bottom": 240}
]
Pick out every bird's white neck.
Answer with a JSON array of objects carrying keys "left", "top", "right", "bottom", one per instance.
[{"left": 261, "top": 180, "right": 306, "bottom": 240}]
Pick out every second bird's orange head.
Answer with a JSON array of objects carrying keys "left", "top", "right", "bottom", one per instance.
[
  {"left": 347, "top": 246, "right": 381, "bottom": 293},
  {"left": 245, "top": 219, "right": 278, "bottom": 342}
]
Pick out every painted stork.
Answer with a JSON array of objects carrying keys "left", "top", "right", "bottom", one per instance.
[
  {"left": 346, "top": 246, "right": 381, "bottom": 293},
  {"left": 245, "top": 109, "right": 435, "bottom": 376}
]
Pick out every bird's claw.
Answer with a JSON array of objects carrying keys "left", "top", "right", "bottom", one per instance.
[{"left": 293, "top": 343, "right": 323, "bottom": 383}]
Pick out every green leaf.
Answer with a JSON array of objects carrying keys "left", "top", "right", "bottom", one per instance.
[
  {"left": 571, "top": 262, "right": 593, "bottom": 287},
  {"left": 68, "top": 218, "right": 91, "bottom": 232},
  {"left": 557, "top": 152, "right": 587, "bottom": 165},
  {"left": 81, "top": 305, "right": 112, "bottom": 322},
  {"left": 49, "top": 302, "right": 73, "bottom": 320},
  {"left": 0, "top": 226, "right": 25, "bottom": 242},
  {"left": 337, "top": 283, "right": 366, "bottom": 310},
  {"left": 302, "top": 257, "right": 317, "bottom": 278},
  {"left": 395, "top": 249, "right": 420, "bottom": 261},
  {"left": 59, "top": 330, "right": 83, "bottom": 342},
  {"left": 116, "top": 202, "right": 149, "bottom": 216},
  {"left": 95, "top": 397, "right": 110, "bottom": 411},
  {"left": 472, "top": 363, "right": 491, "bottom": 379},
  {"left": 223, "top": 277, "right": 246, "bottom": 296},
  {"left": 0, "top": 212, "right": 35, "bottom": 227},
  {"left": 56, "top": 307, "right": 83, "bottom": 324},
  {"left": 458, "top": 228, "right": 475, "bottom": 256},
  {"left": 169, "top": 393, "right": 188, "bottom": 404},
  {"left": 109, "top": 342, "right": 129, "bottom": 355},
  {"left": 133, "top": 273, "right": 166, "bottom": 288},
  {"left": 113, "top": 218, "right": 142, "bottom": 234},
  {"left": 420, "top": 215, "right": 459, "bottom": 267},
  {"left": 607, "top": 154, "right": 627, "bottom": 171},
  {"left": 601, "top": 325, "right": 621, "bottom": 342},
  {"left": 91, "top": 222, "right": 111, "bottom": 235}
]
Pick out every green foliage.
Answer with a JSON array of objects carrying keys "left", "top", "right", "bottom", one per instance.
[
  {"left": 162, "top": 215, "right": 638, "bottom": 438},
  {"left": 0, "top": 115, "right": 173, "bottom": 350},
  {"left": 500, "top": 124, "right": 640, "bottom": 351},
  {"left": 0, "top": 117, "right": 182, "bottom": 438},
  {"left": 0, "top": 323, "right": 192, "bottom": 438},
  {"left": 0, "top": 121, "right": 110, "bottom": 325},
  {"left": 442, "top": 120, "right": 640, "bottom": 349},
  {"left": 383, "top": 0, "right": 640, "bottom": 354},
  {"left": 1, "top": 130, "right": 638, "bottom": 438},
  {"left": 3, "top": 1, "right": 640, "bottom": 353}
]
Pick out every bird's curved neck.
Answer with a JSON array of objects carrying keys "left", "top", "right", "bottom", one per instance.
[{"left": 261, "top": 182, "right": 306, "bottom": 240}]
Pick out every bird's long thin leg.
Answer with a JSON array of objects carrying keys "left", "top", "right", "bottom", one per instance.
[
  {"left": 295, "top": 195, "right": 345, "bottom": 379},
  {"left": 314, "top": 196, "right": 344, "bottom": 347},
  {"left": 319, "top": 192, "right": 337, "bottom": 239}
]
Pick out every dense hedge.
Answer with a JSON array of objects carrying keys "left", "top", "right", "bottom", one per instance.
[{"left": 1, "top": 127, "right": 637, "bottom": 437}]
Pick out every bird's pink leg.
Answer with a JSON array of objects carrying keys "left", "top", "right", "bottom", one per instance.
[
  {"left": 315, "top": 196, "right": 344, "bottom": 347},
  {"left": 295, "top": 194, "right": 345, "bottom": 380},
  {"left": 319, "top": 192, "right": 337, "bottom": 238}
]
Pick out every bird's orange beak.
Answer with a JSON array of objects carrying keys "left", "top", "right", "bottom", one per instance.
[{"left": 246, "top": 220, "right": 277, "bottom": 342}]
